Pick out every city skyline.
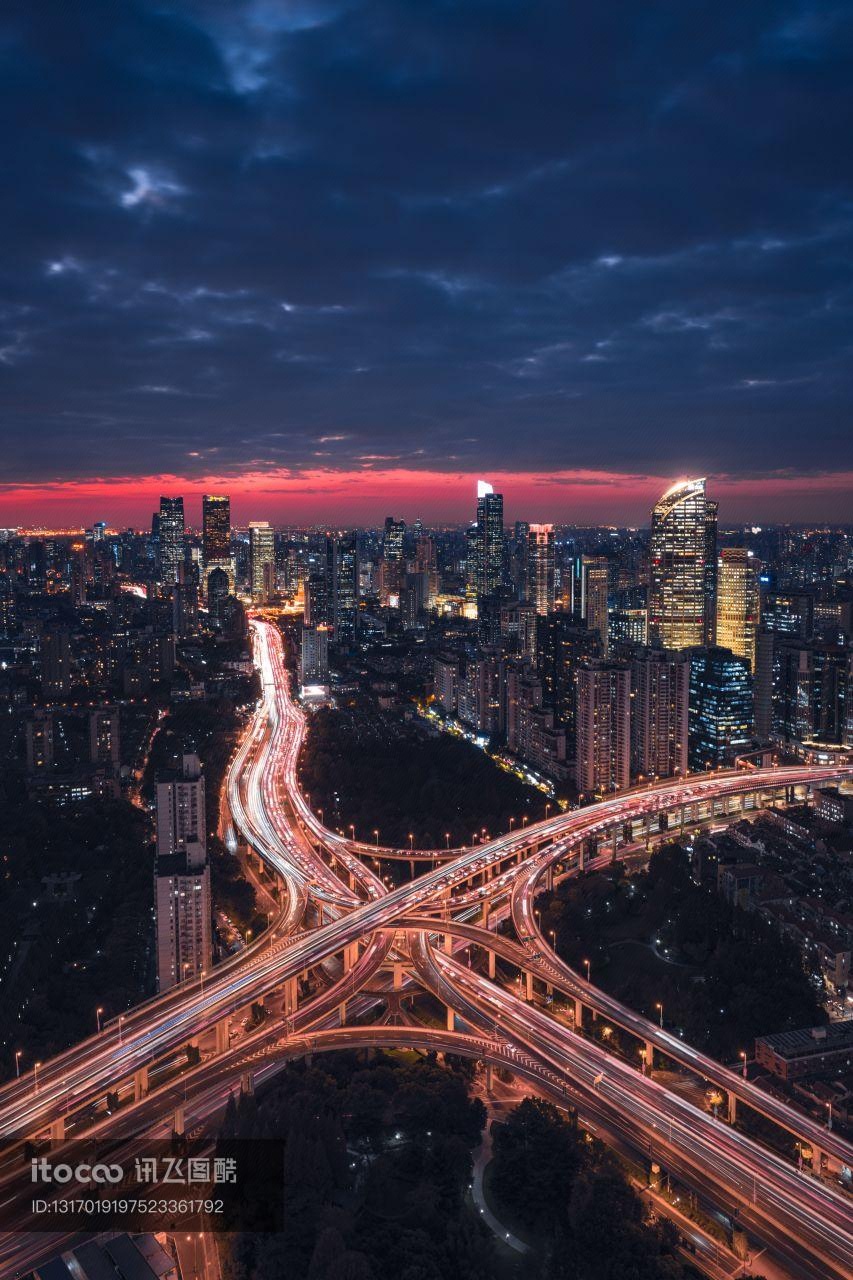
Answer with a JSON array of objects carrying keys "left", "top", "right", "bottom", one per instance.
[
  {"left": 3, "top": 3, "right": 853, "bottom": 525},
  {"left": 5, "top": 465, "right": 853, "bottom": 530}
]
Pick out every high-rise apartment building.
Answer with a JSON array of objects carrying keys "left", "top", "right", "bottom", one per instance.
[
  {"left": 25, "top": 709, "right": 54, "bottom": 773},
  {"left": 630, "top": 648, "right": 690, "bottom": 779},
  {"left": 89, "top": 705, "right": 120, "bottom": 768},
  {"left": 687, "top": 647, "right": 753, "bottom": 769},
  {"left": 716, "top": 548, "right": 761, "bottom": 670},
  {"left": 527, "top": 524, "right": 555, "bottom": 615},
  {"left": 158, "top": 496, "right": 185, "bottom": 586},
  {"left": 300, "top": 623, "right": 330, "bottom": 686},
  {"left": 154, "top": 753, "right": 211, "bottom": 992},
  {"left": 249, "top": 521, "right": 276, "bottom": 602},
  {"left": 576, "top": 660, "right": 631, "bottom": 795},
  {"left": 648, "top": 478, "right": 710, "bottom": 650},
  {"left": 40, "top": 627, "right": 72, "bottom": 697},
  {"left": 536, "top": 613, "right": 601, "bottom": 760}
]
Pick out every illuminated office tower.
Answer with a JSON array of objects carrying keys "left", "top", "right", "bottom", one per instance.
[
  {"left": 154, "top": 753, "right": 211, "bottom": 992},
  {"left": 527, "top": 524, "right": 555, "bottom": 615},
  {"left": 687, "top": 647, "right": 753, "bottom": 769},
  {"left": 703, "top": 500, "right": 718, "bottom": 644},
  {"left": 158, "top": 496, "right": 185, "bottom": 586},
  {"left": 380, "top": 516, "right": 406, "bottom": 607},
  {"left": 249, "top": 521, "right": 276, "bottom": 602},
  {"left": 328, "top": 533, "right": 359, "bottom": 642},
  {"left": 630, "top": 648, "right": 689, "bottom": 778},
  {"left": 202, "top": 494, "right": 234, "bottom": 597},
  {"left": 580, "top": 555, "right": 609, "bottom": 653},
  {"left": 473, "top": 481, "right": 504, "bottom": 599},
  {"left": 383, "top": 516, "right": 405, "bottom": 561},
  {"left": 716, "top": 548, "right": 761, "bottom": 670},
  {"left": 648, "top": 478, "right": 709, "bottom": 650},
  {"left": 576, "top": 660, "right": 631, "bottom": 795}
]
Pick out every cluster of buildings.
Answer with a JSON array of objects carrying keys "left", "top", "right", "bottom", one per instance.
[{"left": 420, "top": 478, "right": 850, "bottom": 795}]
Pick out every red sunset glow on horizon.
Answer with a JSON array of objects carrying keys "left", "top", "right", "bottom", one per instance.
[{"left": 2, "top": 466, "right": 852, "bottom": 529}]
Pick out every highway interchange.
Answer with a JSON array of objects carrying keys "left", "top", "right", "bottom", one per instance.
[{"left": 1, "top": 617, "right": 852, "bottom": 1279}]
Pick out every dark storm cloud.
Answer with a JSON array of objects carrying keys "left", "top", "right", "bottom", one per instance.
[{"left": 1, "top": 0, "right": 852, "bottom": 483}]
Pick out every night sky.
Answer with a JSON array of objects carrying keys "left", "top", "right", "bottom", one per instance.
[{"left": 2, "top": 1, "right": 853, "bottom": 526}]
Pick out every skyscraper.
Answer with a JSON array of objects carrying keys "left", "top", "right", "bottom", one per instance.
[
  {"left": 716, "top": 548, "right": 761, "bottom": 670},
  {"left": 630, "top": 648, "right": 690, "bottom": 779},
  {"left": 158, "top": 496, "right": 185, "bottom": 586},
  {"left": 473, "top": 481, "right": 504, "bottom": 599},
  {"left": 687, "top": 647, "right": 753, "bottom": 769},
  {"left": 648, "top": 478, "right": 709, "bottom": 650},
  {"left": 576, "top": 660, "right": 631, "bottom": 794},
  {"left": 328, "top": 533, "right": 358, "bottom": 642},
  {"left": 202, "top": 495, "right": 230, "bottom": 563},
  {"left": 527, "top": 524, "right": 555, "bottom": 615},
  {"left": 249, "top": 521, "right": 276, "bottom": 601},
  {"left": 202, "top": 495, "right": 233, "bottom": 597},
  {"left": 580, "top": 555, "right": 610, "bottom": 654},
  {"left": 703, "top": 500, "right": 718, "bottom": 645}
]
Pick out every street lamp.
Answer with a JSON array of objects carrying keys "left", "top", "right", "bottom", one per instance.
[
  {"left": 15, "top": 1050, "right": 22, "bottom": 1078},
  {"left": 445, "top": 832, "right": 450, "bottom": 849},
  {"left": 118, "top": 1015, "right": 125, "bottom": 1045},
  {"left": 655, "top": 1002, "right": 663, "bottom": 1029},
  {"left": 739, "top": 1050, "right": 747, "bottom": 1079},
  {"left": 408, "top": 833, "right": 414, "bottom": 851},
  {"left": 583, "top": 958, "right": 591, "bottom": 983},
  {"left": 349, "top": 824, "right": 355, "bottom": 841},
  {"left": 509, "top": 817, "right": 515, "bottom": 832},
  {"left": 34, "top": 1061, "right": 42, "bottom": 1093},
  {"left": 373, "top": 829, "right": 379, "bottom": 846},
  {"left": 96, "top": 1006, "right": 104, "bottom": 1034}
]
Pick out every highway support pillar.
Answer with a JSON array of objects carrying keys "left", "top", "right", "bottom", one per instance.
[
  {"left": 132, "top": 1066, "right": 149, "bottom": 1101},
  {"left": 173, "top": 1106, "right": 185, "bottom": 1136},
  {"left": 215, "top": 1017, "right": 230, "bottom": 1055},
  {"left": 577, "top": 842, "right": 585, "bottom": 871},
  {"left": 339, "top": 1000, "right": 347, "bottom": 1026},
  {"left": 240, "top": 1071, "right": 254, "bottom": 1097},
  {"left": 479, "top": 901, "right": 490, "bottom": 927},
  {"left": 446, "top": 1004, "right": 454, "bottom": 1032},
  {"left": 524, "top": 971, "right": 533, "bottom": 1001},
  {"left": 283, "top": 977, "right": 298, "bottom": 1016},
  {"left": 393, "top": 963, "right": 404, "bottom": 991},
  {"left": 443, "top": 931, "right": 452, "bottom": 954},
  {"left": 49, "top": 1117, "right": 65, "bottom": 1142},
  {"left": 574, "top": 999, "right": 584, "bottom": 1030},
  {"left": 727, "top": 1093, "right": 737, "bottom": 1124},
  {"left": 344, "top": 942, "right": 359, "bottom": 972},
  {"left": 485, "top": 1064, "right": 493, "bottom": 1092},
  {"left": 644, "top": 1040, "right": 655, "bottom": 1074},
  {"left": 544, "top": 865, "right": 554, "bottom": 890},
  {"left": 487, "top": 950, "right": 496, "bottom": 980}
]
